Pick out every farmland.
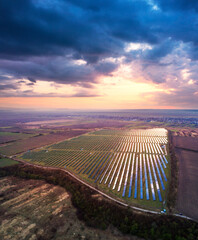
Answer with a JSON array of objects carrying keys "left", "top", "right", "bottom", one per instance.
[
  {"left": 0, "top": 157, "right": 19, "bottom": 167},
  {"left": 1, "top": 176, "right": 139, "bottom": 240},
  {"left": 21, "top": 128, "right": 170, "bottom": 209},
  {"left": 0, "top": 130, "right": 89, "bottom": 156},
  {"left": 0, "top": 131, "right": 36, "bottom": 144},
  {"left": 172, "top": 135, "right": 198, "bottom": 221}
]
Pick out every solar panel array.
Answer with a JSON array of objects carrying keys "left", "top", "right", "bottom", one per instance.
[{"left": 22, "top": 128, "right": 169, "bottom": 202}]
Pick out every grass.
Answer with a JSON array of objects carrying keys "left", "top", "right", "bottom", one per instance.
[
  {"left": 0, "top": 131, "right": 35, "bottom": 137},
  {"left": 0, "top": 157, "right": 19, "bottom": 167}
]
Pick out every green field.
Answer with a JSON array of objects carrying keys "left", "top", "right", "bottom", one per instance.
[
  {"left": 0, "top": 157, "right": 19, "bottom": 167},
  {"left": 0, "top": 131, "right": 36, "bottom": 140},
  {"left": 0, "top": 131, "right": 36, "bottom": 137},
  {"left": 20, "top": 128, "right": 170, "bottom": 210}
]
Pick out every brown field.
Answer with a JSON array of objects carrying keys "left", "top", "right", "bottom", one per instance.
[
  {"left": 173, "top": 136, "right": 198, "bottom": 152},
  {"left": 0, "top": 135, "right": 24, "bottom": 144},
  {"left": 0, "top": 176, "right": 140, "bottom": 240},
  {"left": 23, "top": 118, "right": 129, "bottom": 130},
  {"left": 64, "top": 120, "right": 129, "bottom": 130},
  {"left": 0, "top": 127, "right": 50, "bottom": 134},
  {"left": 24, "top": 118, "right": 77, "bottom": 125},
  {"left": 0, "top": 119, "right": 142, "bottom": 156},
  {"left": 0, "top": 130, "right": 88, "bottom": 156},
  {"left": 173, "top": 136, "right": 198, "bottom": 221},
  {"left": 0, "top": 133, "right": 36, "bottom": 144}
]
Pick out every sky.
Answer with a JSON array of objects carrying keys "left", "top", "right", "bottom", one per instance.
[{"left": 0, "top": 0, "right": 198, "bottom": 109}]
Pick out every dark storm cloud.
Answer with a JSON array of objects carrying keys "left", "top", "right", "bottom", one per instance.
[
  {"left": 17, "top": 80, "right": 26, "bottom": 84},
  {"left": 124, "top": 39, "right": 176, "bottom": 65},
  {"left": 0, "top": 0, "right": 159, "bottom": 62},
  {"left": 0, "top": 0, "right": 198, "bottom": 95},
  {"left": 0, "top": 58, "right": 96, "bottom": 85},
  {"left": 0, "top": 76, "right": 11, "bottom": 81},
  {"left": 0, "top": 0, "right": 123, "bottom": 62},
  {"left": 26, "top": 82, "right": 35, "bottom": 86},
  {"left": 157, "top": 0, "right": 198, "bottom": 12},
  {"left": 94, "top": 62, "right": 119, "bottom": 75},
  {"left": 0, "top": 56, "right": 120, "bottom": 86},
  {"left": 27, "top": 77, "right": 36, "bottom": 83},
  {"left": 184, "top": 43, "right": 198, "bottom": 61},
  {"left": 142, "top": 40, "right": 176, "bottom": 62},
  {"left": 0, "top": 84, "right": 18, "bottom": 90}
]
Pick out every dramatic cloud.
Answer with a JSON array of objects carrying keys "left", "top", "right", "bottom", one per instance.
[
  {"left": 0, "top": 56, "right": 119, "bottom": 87},
  {"left": 146, "top": 87, "right": 198, "bottom": 108},
  {"left": 0, "top": 84, "right": 18, "bottom": 90},
  {"left": 157, "top": 0, "right": 198, "bottom": 12},
  {"left": 0, "top": 0, "right": 198, "bottom": 108}
]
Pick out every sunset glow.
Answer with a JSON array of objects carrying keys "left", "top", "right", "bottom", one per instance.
[{"left": 0, "top": 1, "right": 198, "bottom": 109}]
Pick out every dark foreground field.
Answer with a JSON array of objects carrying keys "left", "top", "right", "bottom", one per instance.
[
  {"left": 173, "top": 136, "right": 198, "bottom": 221},
  {"left": 0, "top": 176, "right": 140, "bottom": 240},
  {"left": 1, "top": 163, "right": 198, "bottom": 240}
]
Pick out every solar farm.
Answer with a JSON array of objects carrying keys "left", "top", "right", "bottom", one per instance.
[{"left": 21, "top": 128, "right": 169, "bottom": 208}]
